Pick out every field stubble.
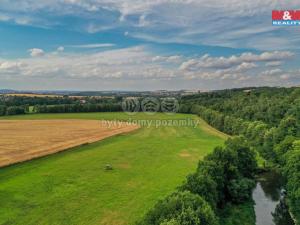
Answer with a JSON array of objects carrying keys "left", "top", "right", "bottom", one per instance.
[{"left": 0, "top": 119, "right": 139, "bottom": 167}]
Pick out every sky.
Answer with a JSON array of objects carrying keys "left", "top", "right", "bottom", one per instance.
[{"left": 0, "top": 0, "right": 300, "bottom": 91}]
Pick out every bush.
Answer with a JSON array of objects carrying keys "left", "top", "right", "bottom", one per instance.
[
  {"left": 0, "top": 105, "right": 6, "bottom": 116},
  {"left": 274, "top": 136, "right": 296, "bottom": 165},
  {"left": 105, "top": 164, "right": 113, "bottom": 170},
  {"left": 205, "top": 146, "right": 240, "bottom": 183},
  {"left": 160, "top": 219, "right": 180, "bottom": 225},
  {"left": 34, "top": 103, "right": 122, "bottom": 113},
  {"left": 180, "top": 173, "right": 218, "bottom": 209},
  {"left": 228, "top": 178, "right": 256, "bottom": 203},
  {"left": 6, "top": 106, "right": 25, "bottom": 115},
  {"left": 138, "top": 191, "right": 218, "bottom": 225},
  {"left": 284, "top": 141, "right": 300, "bottom": 223},
  {"left": 225, "top": 137, "right": 258, "bottom": 179}
]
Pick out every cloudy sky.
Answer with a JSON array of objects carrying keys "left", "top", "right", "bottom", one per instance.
[{"left": 0, "top": 0, "right": 300, "bottom": 91}]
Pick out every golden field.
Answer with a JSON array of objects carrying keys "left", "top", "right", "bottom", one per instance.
[{"left": 0, "top": 119, "right": 139, "bottom": 167}]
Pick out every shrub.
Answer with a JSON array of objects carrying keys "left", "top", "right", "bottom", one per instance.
[
  {"left": 6, "top": 106, "right": 25, "bottom": 115},
  {"left": 228, "top": 178, "right": 256, "bottom": 203},
  {"left": 180, "top": 174, "right": 218, "bottom": 209},
  {"left": 284, "top": 141, "right": 300, "bottom": 223},
  {"left": 225, "top": 137, "right": 258, "bottom": 179},
  {"left": 160, "top": 219, "right": 180, "bottom": 225},
  {"left": 0, "top": 105, "right": 6, "bottom": 116},
  {"left": 138, "top": 191, "right": 218, "bottom": 225}
]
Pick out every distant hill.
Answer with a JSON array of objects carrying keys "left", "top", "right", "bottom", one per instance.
[{"left": 0, "top": 89, "right": 16, "bottom": 94}]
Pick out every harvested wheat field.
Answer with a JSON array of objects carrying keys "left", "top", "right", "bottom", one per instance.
[{"left": 0, "top": 120, "right": 139, "bottom": 167}]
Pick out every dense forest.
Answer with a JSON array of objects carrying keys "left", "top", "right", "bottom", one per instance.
[
  {"left": 180, "top": 87, "right": 298, "bottom": 126},
  {"left": 174, "top": 87, "right": 300, "bottom": 224}
]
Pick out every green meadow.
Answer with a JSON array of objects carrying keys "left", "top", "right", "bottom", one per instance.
[{"left": 0, "top": 113, "right": 226, "bottom": 225}]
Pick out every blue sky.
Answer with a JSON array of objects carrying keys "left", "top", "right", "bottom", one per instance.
[{"left": 0, "top": 0, "right": 300, "bottom": 91}]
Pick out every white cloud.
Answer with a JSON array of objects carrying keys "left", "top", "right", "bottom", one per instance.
[
  {"left": 1, "top": 0, "right": 300, "bottom": 50},
  {"left": 177, "top": 50, "right": 299, "bottom": 86},
  {"left": 68, "top": 43, "right": 115, "bottom": 48},
  {"left": 255, "top": 68, "right": 300, "bottom": 87},
  {"left": 57, "top": 46, "right": 64, "bottom": 52},
  {"left": 179, "top": 51, "right": 294, "bottom": 71},
  {"left": 261, "top": 69, "right": 282, "bottom": 75},
  {"left": 152, "top": 55, "right": 182, "bottom": 63},
  {"left": 280, "top": 74, "right": 290, "bottom": 80},
  {"left": 235, "top": 62, "right": 257, "bottom": 72},
  {"left": 265, "top": 61, "right": 282, "bottom": 67},
  {"left": 0, "top": 46, "right": 299, "bottom": 89},
  {"left": 0, "top": 13, "right": 10, "bottom": 21},
  {"left": 2, "top": 46, "right": 174, "bottom": 80},
  {"left": 0, "top": 61, "right": 21, "bottom": 70},
  {"left": 28, "top": 48, "right": 45, "bottom": 57}
]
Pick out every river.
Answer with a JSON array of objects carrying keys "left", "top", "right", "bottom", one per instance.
[{"left": 252, "top": 171, "right": 295, "bottom": 225}]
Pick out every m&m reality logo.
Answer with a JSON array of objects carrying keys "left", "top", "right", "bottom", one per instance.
[{"left": 272, "top": 10, "right": 300, "bottom": 26}]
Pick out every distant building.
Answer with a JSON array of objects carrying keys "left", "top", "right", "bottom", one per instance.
[{"left": 181, "top": 90, "right": 202, "bottom": 96}]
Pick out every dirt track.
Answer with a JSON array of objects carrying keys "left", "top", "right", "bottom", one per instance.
[{"left": 0, "top": 120, "right": 139, "bottom": 168}]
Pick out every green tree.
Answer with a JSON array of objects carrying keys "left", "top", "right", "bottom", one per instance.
[
  {"left": 225, "top": 137, "right": 257, "bottom": 178},
  {"left": 0, "top": 105, "right": 6, "bottom": 116},
  {"left": 228, "top": 178, "right": 256, "bottom": 203},
  {"left": 180, "top": 173, "right": 218, "bottom": 209},
  {"left": 160, "top": 219, "right": 180, "bottom": 225},
  {"left": 139, "top": 191, "right": 218, "bottom": 225},
  {"left": 274, "top": 136, "right": 296, "bottom": 164},
  {"left": 284, "top": 141, "right": 300, "bottom": 223}
]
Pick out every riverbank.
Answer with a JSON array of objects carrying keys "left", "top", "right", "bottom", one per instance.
[
  {"left": 219, "top": 201, "right": 255, "bottom": 225},
  {"left": 253, "top": 171, "right": 294, "bottom": 225},
  {"left": 221, "top": 170, "right": 296, "bottom": 225}
]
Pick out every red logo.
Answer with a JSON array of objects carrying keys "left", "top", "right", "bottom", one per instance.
[{"left": 272, "top": 10, "right": 300, "bottom": 20}]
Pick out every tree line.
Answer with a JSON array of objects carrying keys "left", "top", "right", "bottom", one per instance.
[
  {"left": 180, "top": 87, "right": 298, "bottom": 126},
  {"left": 0, "top": 95, "right": 123, "bottom": 116},
  {"left": 0, "top": 104, "right": 122, "bottom": 115},
  {"left": 0, "top": 95, "right": 120, "bottom": 106},
  {"left": 33, "top": 103, "right": 122, "bottom": 113},
  {"left": 0, "top": 105, "right": 27, "bottom": 116},
  {"left": 178, "top": 86, "right": 300, "bottom": 224}
]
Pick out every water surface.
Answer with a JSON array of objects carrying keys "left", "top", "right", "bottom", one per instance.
[{"left": 252, "top": 171, "right": 294, "bottom": 225}]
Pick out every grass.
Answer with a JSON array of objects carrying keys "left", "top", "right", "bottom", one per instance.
[
  {"left": 0, "top": 112, "right": 226, "bottom": 225},
  {"left": 0, "top": 112, "right": 193, "bottom": 121}
]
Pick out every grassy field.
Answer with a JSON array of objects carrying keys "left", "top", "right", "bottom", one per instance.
[{"left": 0, "top": 112, "right": 227, "bottom": 225}]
